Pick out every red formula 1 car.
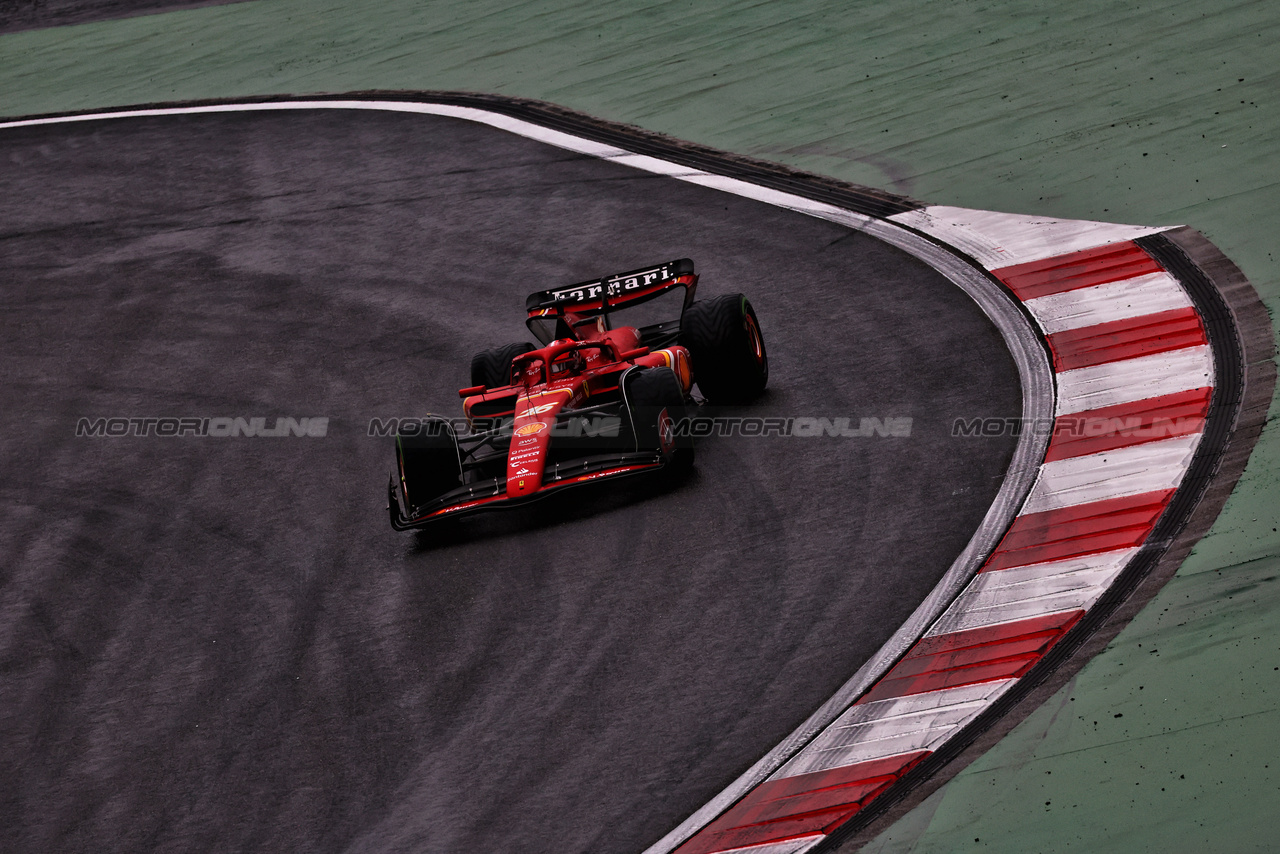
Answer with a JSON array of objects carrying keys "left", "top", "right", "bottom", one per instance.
[{"left": 388, "top": 258, "right": 767, "bottom": 531}]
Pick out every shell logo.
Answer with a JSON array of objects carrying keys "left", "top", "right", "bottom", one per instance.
[{"left": 515, "top": 422, "right": 547, "bottom": 437}]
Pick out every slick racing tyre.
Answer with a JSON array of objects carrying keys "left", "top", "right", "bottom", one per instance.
[
  {"left": 395, "top": 417, "right": 463, "bottom": 511},
  {"left": 623, "top": 366, "right": 693, "bottom": 470},
  {"left": 470, "top": 341, "right": 536, "bottom": 389},
  {"left": 678, "top": 294, "right": 768, "bottom": 404}
]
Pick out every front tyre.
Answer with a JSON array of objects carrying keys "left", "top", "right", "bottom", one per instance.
[
  {"left": 470, "top": 341, "right": 536, "bottom": 389},
  {"left": 394, "top": 417, "right": 463, "bottom": 513},
  {"left": 623, "top": 366, "right": 694, "bottom": 470},
  {"left": 678, "top": 294, "right": 768, "bottom": 404}
]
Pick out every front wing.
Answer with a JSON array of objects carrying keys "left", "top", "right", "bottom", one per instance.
[{"left": 388, "top": 450, "right": 666, "bottom": 531}]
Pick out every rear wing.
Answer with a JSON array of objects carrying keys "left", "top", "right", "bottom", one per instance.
[
  {"left": 525, "top": 258, "right": 697, "bottom": 316},
  {"left": 525, "top": 258, "right": 698, "bottom": 345}
]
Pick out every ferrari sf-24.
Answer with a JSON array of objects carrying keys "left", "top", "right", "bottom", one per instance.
[{"left": 388, "top": 258, "right": 767, "bottom": 531}]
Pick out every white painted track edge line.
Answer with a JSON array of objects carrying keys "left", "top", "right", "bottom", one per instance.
[{"left": 0, "top": 101, "right": 873, "bottom": 232}]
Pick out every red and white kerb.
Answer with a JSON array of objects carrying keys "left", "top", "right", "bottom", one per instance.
[{"left": 671, "top": 209, "right": 1214, "bottom": 854}]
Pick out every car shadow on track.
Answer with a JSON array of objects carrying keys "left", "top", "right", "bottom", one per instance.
[
  {"left": 398, "top": 394, "right": 776, "bottom": 554},
  {"left": 405, "top": 465, "right": 702, "bottom": 554}
]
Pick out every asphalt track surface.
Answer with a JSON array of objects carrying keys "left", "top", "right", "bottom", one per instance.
[
  {"left": 0, "top": 109, "right": 1020, "bottom": 853},
  {"left": 0, "top": 0, "right": 248, "bottom": 33}
]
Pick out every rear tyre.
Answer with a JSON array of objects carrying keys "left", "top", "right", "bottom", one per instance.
[
  {"left": 470, "top": 341, "right": 536, "bottom": 389},
  {"left": 623, "top": 366, "right": 694, "bottom": 470},
  {"left": 678, "top": 294, "right": 768, "bottom": 404},
  {"left": 395, "top": 417, "right": 463, "bottom": 511}
]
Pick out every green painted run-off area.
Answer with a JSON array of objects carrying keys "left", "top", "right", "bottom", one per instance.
[{"left": 2, "top": 1, "right": 1277, "bottom": 851}]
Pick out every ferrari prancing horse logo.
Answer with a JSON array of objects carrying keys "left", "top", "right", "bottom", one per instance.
[{"left": 658, "top": 408, "right": 675, "bottom": 454}]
